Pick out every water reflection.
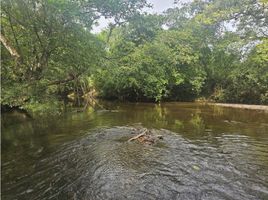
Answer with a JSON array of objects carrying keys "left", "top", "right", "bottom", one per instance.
[{"left": 1, "top": 102, "right": 268, "bottom": 199}]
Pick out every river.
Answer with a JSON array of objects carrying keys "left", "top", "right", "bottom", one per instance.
[{"left": 1, "top": 102, "right": 268, "bottom": 200}]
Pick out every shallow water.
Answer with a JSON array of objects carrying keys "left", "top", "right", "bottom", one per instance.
[{"left": 1, "top": 102, "right": 268, "bottom": 200}]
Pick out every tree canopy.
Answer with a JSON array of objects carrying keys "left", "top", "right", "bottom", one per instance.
[{"left": 1, "top": 0, "right": 268, "bottom": 113}]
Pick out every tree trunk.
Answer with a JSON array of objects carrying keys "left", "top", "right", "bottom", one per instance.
[{"left": 0, "top": 33, "right": 20, "bottom": 58}]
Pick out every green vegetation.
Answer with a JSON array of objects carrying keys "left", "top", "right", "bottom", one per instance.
[{"left": 1, "top": 0, "right": 268, "bottom": 113}]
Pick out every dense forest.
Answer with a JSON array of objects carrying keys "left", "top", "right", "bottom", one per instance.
[{"left": 1, "top": 0, "right": 268, "bottom": 114}]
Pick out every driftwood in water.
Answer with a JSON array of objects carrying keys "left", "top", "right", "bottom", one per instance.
[
  {"left": 128, "top": 129, "right": 163, "bottom": 145},
  {"left": 128, "top": 129, "right": 148, "bottom": 142}
]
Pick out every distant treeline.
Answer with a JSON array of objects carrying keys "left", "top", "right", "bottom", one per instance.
[{"left": 1, "top": 0, "right": 268, "bottom": 113}]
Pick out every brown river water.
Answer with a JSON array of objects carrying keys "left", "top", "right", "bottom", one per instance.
[{"left": 1, "top": 102, "right": 268, "bottom": 200}]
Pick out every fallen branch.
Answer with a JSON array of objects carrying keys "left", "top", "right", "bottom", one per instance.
[
  {"left": 47, "top": 73, "right": 81, "bottom": 86},
  {"left": 128, "top": 129, "right": 148, "bottom": 142}
]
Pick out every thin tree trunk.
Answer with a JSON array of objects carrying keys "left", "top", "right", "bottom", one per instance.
[{"left": 0, "top": 33, "right": 20, "bottom": 58}]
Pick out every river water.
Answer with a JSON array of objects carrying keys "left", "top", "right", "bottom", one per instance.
[{"left": 1, "top": 102, "right": 268, "bottom": 200}]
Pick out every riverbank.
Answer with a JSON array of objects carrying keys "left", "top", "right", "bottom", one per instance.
[{"left": 210, "top": 103, "right": 268, "bottom": 112}]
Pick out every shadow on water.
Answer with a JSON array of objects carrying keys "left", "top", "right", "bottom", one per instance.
[{"left": 1, "top": 102, "right": 268, "bottom": 199}]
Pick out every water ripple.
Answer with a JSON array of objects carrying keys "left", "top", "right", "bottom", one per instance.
[{"left": 2, "top": 126, "right": 268, "bottom": 200}]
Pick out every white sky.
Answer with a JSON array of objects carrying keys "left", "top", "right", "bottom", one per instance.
[
  {"left": 147, "top": 0, "right": 175, "bottom": 12},
  {"left": 92, "top": 0, "right": 175, "bottom": 33}
]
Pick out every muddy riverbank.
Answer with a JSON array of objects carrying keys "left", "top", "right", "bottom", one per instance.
[{"left": 209, "top": 103, "right": 268, "bottom": 112}]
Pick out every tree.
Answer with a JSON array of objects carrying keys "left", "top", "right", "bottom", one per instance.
[{"left": 1, "top": 0, "right": 151, "bottom": 112}]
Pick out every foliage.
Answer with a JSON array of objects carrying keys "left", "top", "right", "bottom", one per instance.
[
  {"left": 1, "top": 0, "right": 268, "bottom": 114},
  {"left": 95, "top": 28, "right": 207, "bottom": 102},
  {"left": 1, "top": 0, "right": 149, "bottom": 112}
]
